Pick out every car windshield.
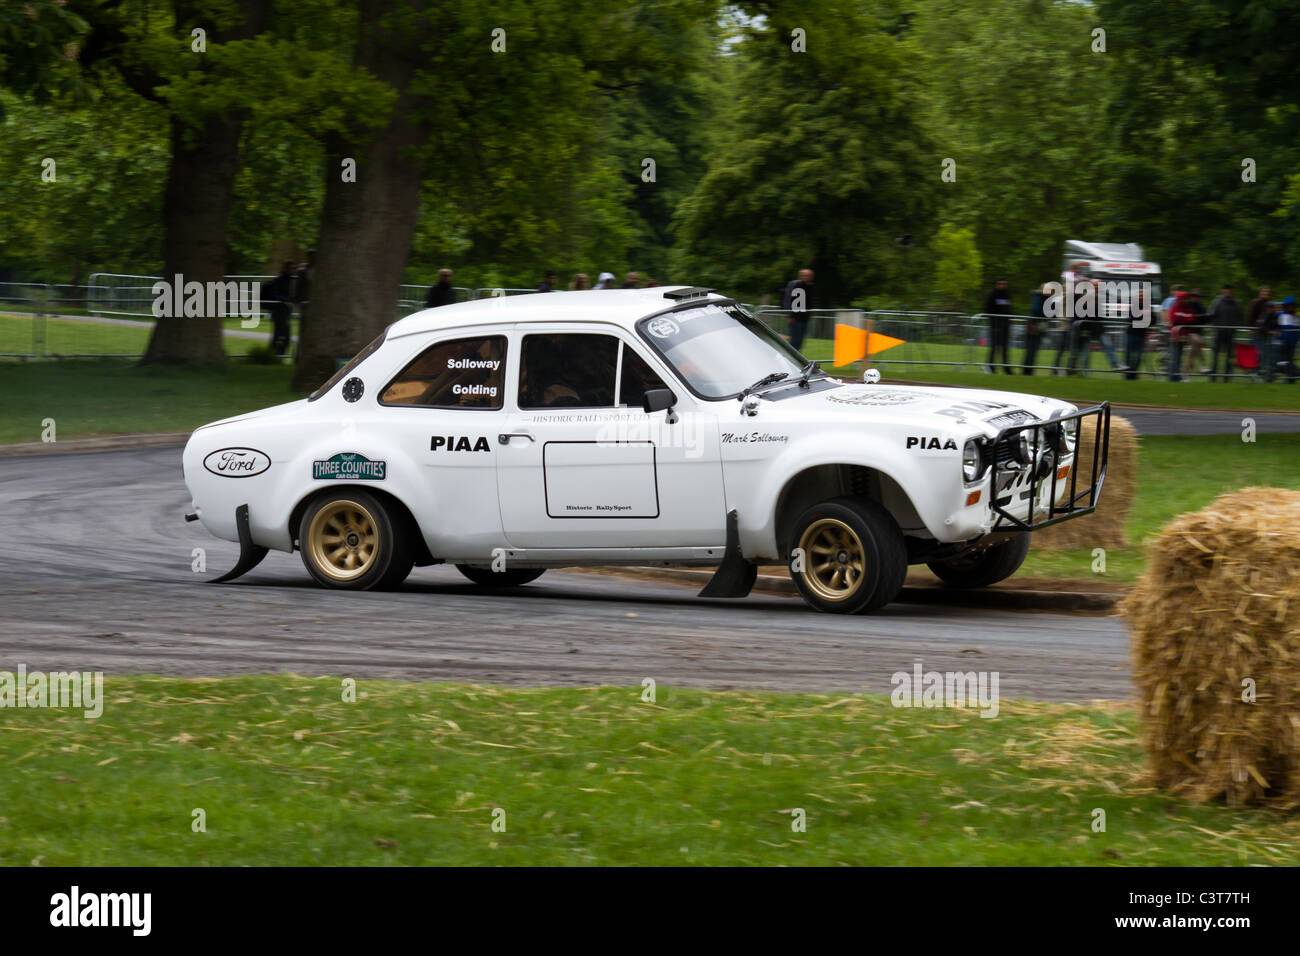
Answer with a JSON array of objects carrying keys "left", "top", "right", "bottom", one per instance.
[{"left": 637, "top": 304, "right": 807, "bottom": 399}]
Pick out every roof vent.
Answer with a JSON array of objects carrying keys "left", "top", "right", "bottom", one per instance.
[{"left": 662, "top": 287, "right": 716, "bottom": 301}]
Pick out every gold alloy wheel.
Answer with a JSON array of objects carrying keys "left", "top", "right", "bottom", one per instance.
[
  {"left": 307, "top": 499, "right": 379, "bottom": 582},
  {"left": 797, "top": 517, "right": 868, "bottom": 603}
]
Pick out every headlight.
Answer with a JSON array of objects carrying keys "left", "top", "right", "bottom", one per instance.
[
  {"left": 1059, "top": 418, "right": 1078, "bottom": 454},
  {"left": 1046, "top": 419, "right": 1078, "bottom": 455},
  {"left": 1016, "top": 431, "right": 1032, "bottom": 464},
  {"left": 962, "top": 439, "right": 986, "bottom": 482}
]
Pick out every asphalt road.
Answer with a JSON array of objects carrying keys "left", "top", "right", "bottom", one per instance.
[
  {"left": 1113, "top": 406, "right": 1300, "bottom": 436},
  {"left": 0, "top": 447, "right": 1131, "bottom": 702}
]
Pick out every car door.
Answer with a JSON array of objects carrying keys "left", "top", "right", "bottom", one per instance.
[{"left": 495, "top": 325, "right": 726, "bottom": 549}]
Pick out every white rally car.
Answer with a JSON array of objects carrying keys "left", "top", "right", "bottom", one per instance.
[{"left": 183, "top": 287, "right": 1109, "bottom": 614}]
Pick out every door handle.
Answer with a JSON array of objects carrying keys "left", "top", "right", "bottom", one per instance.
[{"left": 498, "top": 432, "right": 535, "bottom": 445}]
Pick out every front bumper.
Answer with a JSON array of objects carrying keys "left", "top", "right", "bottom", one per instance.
[{"left": 986, "top": 403, "right": 1110, "bottom": 532}]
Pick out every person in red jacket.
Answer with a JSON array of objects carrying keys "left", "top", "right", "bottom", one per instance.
[{"left": 1165, "top": 290, "right": 1197, "bottom": 381}]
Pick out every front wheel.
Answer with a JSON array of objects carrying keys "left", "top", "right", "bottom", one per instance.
[
  {"left": 926, "top": 533, "right": 1030, "bottom": 588},
  {"left": 788, "top": 497, "right": 907, "bottom": 614},
  {"left": 456, "top": 565, "right": 546, "bottom": 588},
  {"left": 298, "top": 490, "right": 413, "bottom": 590}
]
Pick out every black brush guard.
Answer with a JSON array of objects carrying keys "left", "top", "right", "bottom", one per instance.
[{"left": 987, "top": 403, "right": 1110, "bottom": 532}]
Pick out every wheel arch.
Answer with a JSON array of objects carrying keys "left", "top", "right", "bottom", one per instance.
[
  {"left": 772, "top": 463, "right": 926, "bottom": 559},
  {"left": 288, "top": 485, "right": 435, "bottom": 566}
]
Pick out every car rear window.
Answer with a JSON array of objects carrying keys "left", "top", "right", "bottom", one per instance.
[{"left": 380, "top": 335, "right": 506, "bottom": 408}]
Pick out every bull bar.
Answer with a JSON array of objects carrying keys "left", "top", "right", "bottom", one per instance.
[{"left": 987, "top": 402, "right": 1110, "bottom": 532}]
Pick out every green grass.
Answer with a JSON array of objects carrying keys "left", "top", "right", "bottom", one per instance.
[
  {"left": 801, "top": 337, "right": 1300, "bottom": 411},
  {"left": 0, "top": 314, "right": 265, "bottom": 358},
  {"left": 2, "top": 675, "right": 1295, "bottom": 866},
  {"left": 0, "top": 359, "right": 304, "bottom": 444},
  {"left": 1018, "top": 433, "right": 1300, "bottom": 582}
]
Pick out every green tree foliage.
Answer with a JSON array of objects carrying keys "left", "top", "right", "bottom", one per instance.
[
  {"left": 674, "top": 3, "right": 938, "bottom": 305},
  {"left": 405, "top": 0, "right": 717, "bottom": 290},
  {"left": 932, "top": 223, "right": 982, "bottom": 310},
  {"left": 0, "top": 0, "right": 90, "bottom": 114},
  {"left": 1098, "top": 0, "right": 1300, "bottom": 290},
  {"left": 0, "top": 83, "right": 167, "bottom": 284},
  {"left": 4, "top": 0, "right": 1299, "bottom": 325},
  {"left": 906, "top": 0, "right": 1116, "bottom": 295}
]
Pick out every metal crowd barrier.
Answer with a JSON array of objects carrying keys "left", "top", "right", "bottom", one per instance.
[
  {"left": 0, "top": 279, "right": 1280, "bottom": 378},
  {"left": 752, "top": 307, "right": 1267, "bottom": 380}
]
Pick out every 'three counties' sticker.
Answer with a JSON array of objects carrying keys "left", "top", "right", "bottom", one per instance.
[
  {"left": 647, "top": 317, "right": 680, "bottom": 339},
  {"left": 313, "top": 452, "right": 386, "bottom": 480}
]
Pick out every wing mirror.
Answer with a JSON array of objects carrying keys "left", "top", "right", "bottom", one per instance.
[{"left": 642, "top": 388, "right": 677, "bottom": 414}]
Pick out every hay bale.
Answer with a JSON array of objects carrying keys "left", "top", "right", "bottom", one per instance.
[
  {"left": 1033, "top": 413, "right": 1136, "bottom": 550},
  {"left": 1123, "top": 489, "right": 1300, "bottom": 808}
]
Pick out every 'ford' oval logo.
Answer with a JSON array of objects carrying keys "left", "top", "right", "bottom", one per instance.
[{"left": 203, "top": 447, "right": 272, "bottom": 478}]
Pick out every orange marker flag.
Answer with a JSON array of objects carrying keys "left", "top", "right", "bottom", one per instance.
[{"left": 834, "top": 324, "right": 905, "bottom": 366}]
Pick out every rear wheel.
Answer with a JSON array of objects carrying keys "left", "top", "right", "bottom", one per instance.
[
  {"left": 456, "top": 565, "right": 546, "bottom": 588},
  {"left": 926, "top": 533, "right": 1030, "bottom": 588},
  {"left": 788, "top": 497, "right": 907, "bottom": 614},
  {"left": 299, "top": 490, "right": 413, "bottom": 590}
]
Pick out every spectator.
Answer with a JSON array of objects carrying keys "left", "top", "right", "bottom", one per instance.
[
  {"left": 594, "top": 272, "right": 616, "bottom": 290},
  {"left": 536, "top": 270, "right": 557, "bottom": 293},
  {"left": 1183, "top": 289, "right": 1207, "bottom": 374},
  {"left": 293, "top": 249, "right": 314, "bottom": 361},
  {"left": 1160, "top": 283, "right": 1183, "bottom": 323},
  {"left": 1023, "top": 284, "right": 1048, "bottom": 374},
  {"left": 1092, "top": 278, "right": 1129, "bottom": 372},
  {"left": 1063, "top": 280, "right": 1103, "bottom": 375},
  {"left": 294, "top": 250, "right": 313, "bottom": 313},
  {"left": 1123, "top": 287, "right": 1148, "bottom": 380},
  {"left": 1207, "top": 284, "right": 1241, "bottom": 382},
  {"left": 781, "top": 268, "right": 815, "bottom": 352},
  {"left": 983, "top": 277, "right": 1013, "bottom": 373},
  {"left": 621, "top": 271, "right": 640, "bottom": 289},
  {"left": 425, "top": 268, "right": 456, "bottom": 308},
  {"left": 1278, "top": 296, "right": 1299, "bottom": 383},
  {"left": 569, "top": 273, "right": 590, "bottom": 290},
  {"left": 1247, "top": 285, "right": 1275, "bottom": 381},
  {"left": 1051, "top": 293, "right": 1074, "bottom": 375},
  {"left": 1165, "top": 290, "right": 1197, "bottom": 382},
  {"left": 264, "top": 260, "right": 295, "bottom": 356}
]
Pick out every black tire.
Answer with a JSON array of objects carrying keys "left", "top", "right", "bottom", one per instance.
[
  {"left": 788, "top": 497, "right": 907, "bottom": 614},
  {"left": 926, "top": 533, "right": 1031, "bottom": 588},
  {"left": 298, "top": 489, "right": 413, "bottom": 590},
  {"left": 455, "top": 565, "right": 546, "bottom": 588}
]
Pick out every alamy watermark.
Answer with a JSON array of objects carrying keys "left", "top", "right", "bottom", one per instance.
[
  {"left": 0, "top": 666, "right": 104, "bottom": 718},
  {"left": 151, "top": 274, "right": 261, "bottom": 328},
  {"left": 890, "top": 659, "right": 1000, "bottom": 718},
  {"left": 1042, "top": 278, "right": 1153, "bottom": 327}
]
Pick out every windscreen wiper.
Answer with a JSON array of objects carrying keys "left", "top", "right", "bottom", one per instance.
[
  {"left": 797, "top": 359, "right": 832, "bottom": 388},
  {"left": 738, "top": 371, "right": 789, "bottom": 400}
]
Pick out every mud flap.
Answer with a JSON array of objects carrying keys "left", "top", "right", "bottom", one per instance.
[
  {"left": 210, "top": 504, "right": 269, "bottom": 583},
  {"left": 697, "top": 509, "right": 757, "bottom": 599}
]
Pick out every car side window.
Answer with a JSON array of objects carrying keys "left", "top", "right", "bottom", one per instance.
[
  {"left": 618, "top": 343, "right": 670, "bottom": 407},
  {"left": 380, "top": 335, "right": 506, "bottom": 408},
  {"left": 518, "top": 333, "right": 618, "bottom": 408}
]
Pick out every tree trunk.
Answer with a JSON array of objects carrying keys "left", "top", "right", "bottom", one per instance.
[
  {"left": 138, "top": 0, "right": 269, "bottom": 366},
  {"left": 291, "top": 1, "right": 432, "bottom": 392},
  {"left": 140, "top": 114, "right": 245, "bottom": 365}
]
